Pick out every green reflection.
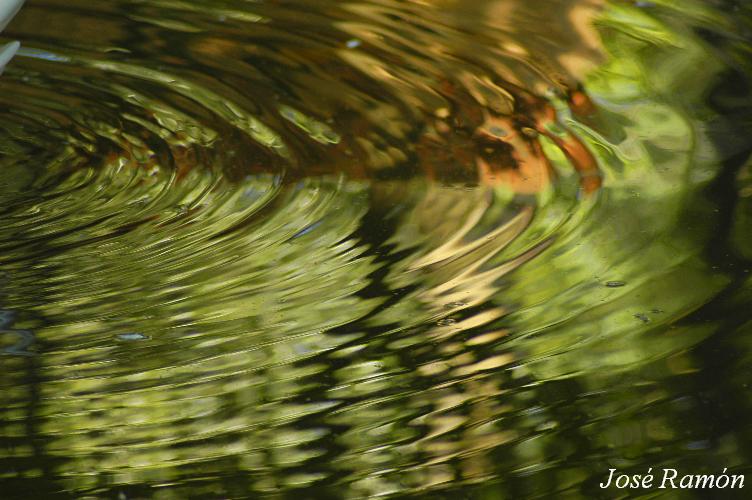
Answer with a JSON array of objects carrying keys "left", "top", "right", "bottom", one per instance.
[{"left": 0, "top": 0, "right": 750, "bottom": 498}]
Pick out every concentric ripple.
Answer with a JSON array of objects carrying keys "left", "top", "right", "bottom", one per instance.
[{"left": 1, "top": 0, "right": 752, "bottom": 498}]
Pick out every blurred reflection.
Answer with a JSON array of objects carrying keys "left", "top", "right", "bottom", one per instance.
[{"left": 0, "top": 0, "right": 750, "bottom": 498}]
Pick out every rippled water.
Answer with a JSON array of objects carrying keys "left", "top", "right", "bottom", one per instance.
[{"left": 1, "top": 0, "right": 751, "bottom": 498}]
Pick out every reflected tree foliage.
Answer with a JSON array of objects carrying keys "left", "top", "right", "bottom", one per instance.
[{"left": 0, "top": 0, "right": 751, "bottom": 498}]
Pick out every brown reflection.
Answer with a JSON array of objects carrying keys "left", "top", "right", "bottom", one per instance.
[{"left": 7, "top": 0, "right": 606, "bottom": 195}]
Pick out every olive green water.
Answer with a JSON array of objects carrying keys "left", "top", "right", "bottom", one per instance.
[{"left": 1, "top": 0, "right": 752, "bottom": 498}]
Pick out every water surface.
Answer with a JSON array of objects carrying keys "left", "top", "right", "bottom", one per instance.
[{"left": 1, "top": 0, "right": 752, "bottom": 498}]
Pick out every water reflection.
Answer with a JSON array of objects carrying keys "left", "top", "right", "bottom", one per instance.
[{"left": 0, "top": 0, "right": 751, "bottom": 498}]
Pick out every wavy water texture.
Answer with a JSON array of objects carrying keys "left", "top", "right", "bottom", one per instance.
[{"left": 0, "top": 0, "right": 751, "bottom": 498}]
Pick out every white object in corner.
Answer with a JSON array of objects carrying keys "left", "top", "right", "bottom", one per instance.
[{"left": 0, "top": 0, "right": 25, "bottom": 74}]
